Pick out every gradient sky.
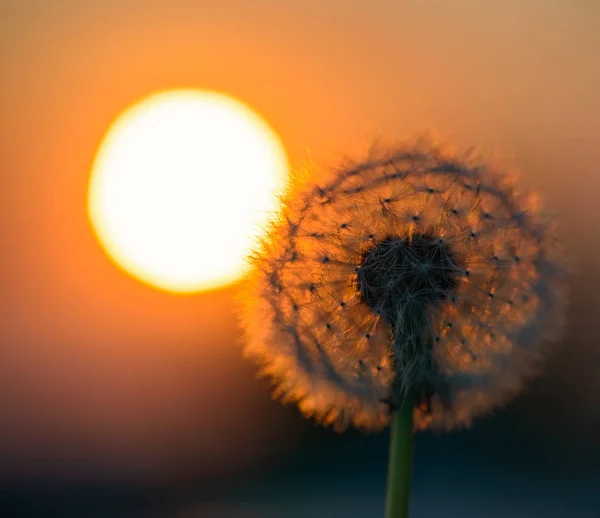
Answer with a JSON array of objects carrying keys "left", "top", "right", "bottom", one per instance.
[{"left": 1, "top": 1, "right": 600, "bottom": 516}]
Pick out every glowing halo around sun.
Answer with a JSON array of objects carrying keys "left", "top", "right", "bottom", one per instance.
[{"left": 88, "top": 90, "right": 289, "bottom": 293}]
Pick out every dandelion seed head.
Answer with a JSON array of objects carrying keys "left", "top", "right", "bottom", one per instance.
[{"left": 239, "top": 140, "right": 569, "bottom": 432}]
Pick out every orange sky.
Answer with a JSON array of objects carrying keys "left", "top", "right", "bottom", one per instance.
[{"left": 1, "top": 0, "right": 599, "bottom": 480}]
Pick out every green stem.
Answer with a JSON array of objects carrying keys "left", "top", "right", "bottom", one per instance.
[{"left": 384, "top": 403, "right": 414, "bottom": 518}]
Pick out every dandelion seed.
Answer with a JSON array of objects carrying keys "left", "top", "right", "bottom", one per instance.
[{"left": 239, "top": 140, "right": 569, "bottom": 433}]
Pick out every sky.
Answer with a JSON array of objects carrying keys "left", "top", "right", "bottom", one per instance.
[{"left": 1, "top": 1, "right": 600, "bottom": 517}]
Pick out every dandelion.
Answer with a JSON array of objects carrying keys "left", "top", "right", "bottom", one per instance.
[{"left": 238, "top": 139, "right": 568, "bottom": 517}]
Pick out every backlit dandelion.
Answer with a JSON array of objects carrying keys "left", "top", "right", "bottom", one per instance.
[{"left": 239, "top": 140, "right": 568, "bottom": 517}]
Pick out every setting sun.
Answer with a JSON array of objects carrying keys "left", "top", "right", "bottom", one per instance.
[{"left": 88, "top": 90, "right": 288, "bottom": 293}]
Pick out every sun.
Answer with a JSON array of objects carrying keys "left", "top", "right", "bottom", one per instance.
[{"left": 88, "top": 90, "right": 289, "bottom": 293}]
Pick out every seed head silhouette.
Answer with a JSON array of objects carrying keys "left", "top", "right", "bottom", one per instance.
[{"left": 239, "top": 141, "right": 568, "bottom": 432}]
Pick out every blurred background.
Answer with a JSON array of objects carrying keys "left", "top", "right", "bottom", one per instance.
[{"left": 1, "top": 1, "right": 599, "bottom": 516}]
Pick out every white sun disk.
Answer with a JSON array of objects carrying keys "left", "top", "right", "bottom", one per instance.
[{"left": 88, "top": 90, "right": 288, "bottom": 292}]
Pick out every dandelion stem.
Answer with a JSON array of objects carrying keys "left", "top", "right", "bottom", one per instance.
[{"left": 385, "top": 402, "right": 414, "bottom": 518}]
